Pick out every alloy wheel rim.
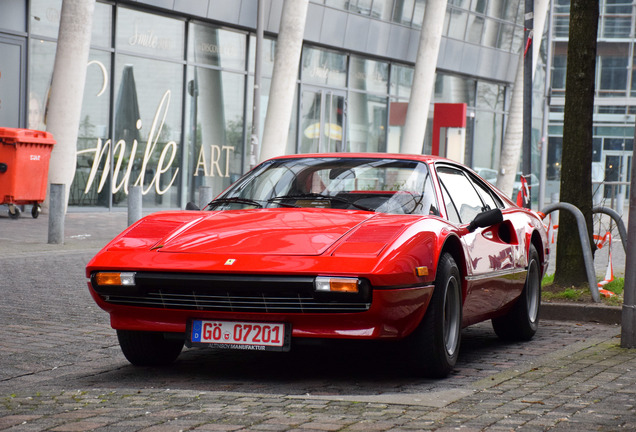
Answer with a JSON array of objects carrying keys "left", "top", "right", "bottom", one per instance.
[
  {"left": 443, "top": 276, "right": 461, "bottom": 356},
  {"left": 526, "top": 259, "right": 539, "bottom": 323}
]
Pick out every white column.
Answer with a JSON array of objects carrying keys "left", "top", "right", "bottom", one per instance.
[
  {"left": 496, "top": 0, "right": 549, "bottom": 197},
  {"left": 46, "top": 0, "right": 95, "bottom": 211},
  {"left": 400, "top": 0, "right": 448, "bottom": 155},
  {"left": 259, "top": 0, "right": 309, "bottom": 162}
]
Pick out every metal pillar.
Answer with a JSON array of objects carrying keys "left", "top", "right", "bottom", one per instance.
[
  {"left": 621, "top": 119, "right": 636, "bottom": 348},
  {"left": 48, "top": 184, "right": 65, "bottom": 244},
  {"left": 250, "top": 0, "right": 264, "bottom": 169},
  {"left": 127, "top": 185, "right": 142, "bottom": 226}
]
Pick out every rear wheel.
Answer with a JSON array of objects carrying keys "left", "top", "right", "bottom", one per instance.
[
  {"left": 116, "top": 330, "right": 184, "bottom": 366},
  {"left": 407, "top": 253, "right": 462, "bottom": 378},
  {"left": 492, "top": 244, "right": 541, "bottom": 341},
  {"left": 31, "top": 204, "right": 41, "bottom": 218}
]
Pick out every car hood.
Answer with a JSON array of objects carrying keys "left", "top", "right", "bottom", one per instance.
[{"left": 108, "top": 209, "right": 378, "bottom": 256}]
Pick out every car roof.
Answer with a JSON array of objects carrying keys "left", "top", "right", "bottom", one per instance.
[{"left": 266, "top": 152, "right": 452, "bottom": 164}]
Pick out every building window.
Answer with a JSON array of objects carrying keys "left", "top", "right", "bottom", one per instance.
[
  {"left": 302, "top": 46, "right": 347, "bottom": 87},
  {"left": 551, "top": 54, "right": 567, "bottom": 96},
  {"left": 392, "top": 0, "right": 425, "bottom": 27},
  {"left": 598, "top": 43, "right": 629, "bottom": 97},
  {"left": 601, "top": 0, "right": 633, "bottom": 38}
]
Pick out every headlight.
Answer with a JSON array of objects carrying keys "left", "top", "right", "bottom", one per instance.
[
  {"left": 315, "top": 276, "right": 359, "bottom": 293},
  {"left": 95, "top": 272, "right": 136, "bottom": 286}
]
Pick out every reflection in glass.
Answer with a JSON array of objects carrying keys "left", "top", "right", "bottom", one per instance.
[
  {"left": 28, "top": 39, "right": 56, "bottom": 131},
  {"left": 189, "top": 23, "right": 247, "bottom": 71},
  {"left": 435, "top": 74, "right": 476, "bottom": 105},
  {"left": 248, "top": 36, "right": 276, "bottom": 76},
  {"left": 350, "top": 56, "right": 388, "bottom": 94},
  {"left": 300, "top": 89, "right": 345, "bottom": 154},
  {"left": 302, "top": 46, "right": 347, "bottom": 87},
  {"left": 445, "top": 7, "right": 468, "bottom": 40},
  {"left": 348, "top": 93, "right": 387, "bottom": 153},
  {"left": 71, "top": 50, "right": 112, "bottom": 207},
  {"left": 466, "top": 15, "right": 484, "bottom": 45},
  {"left": 599, "top": 49, "right": 629, "bottom": 97},
  {"left": 393, "top": 0, "right": 415, "bottom": 25},
  {"left": 116, "top": 7, "right": 184, "bottom": 61},
  {"left": 30, "top": 0, "right": 62, "bottom": 38},
  {"left": 91, "top": 2, "right": 112, "bottom": 48},
  {"left": 110, "top": 56, "right": 183, "bottom": 208},
  {"left": 185, "top": 66, "right": 245, "bottom": 203},
  {"left": 390, "top": 64, "right": 413, "bottom": 98}
]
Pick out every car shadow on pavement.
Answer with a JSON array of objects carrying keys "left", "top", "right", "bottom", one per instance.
[{"left": 75, "top": 323, "right": 514, "bottom": 394}]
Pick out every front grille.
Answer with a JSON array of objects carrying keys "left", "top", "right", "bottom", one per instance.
[{"left": 92, "top": 272, "right": 371, "bottom": 313}]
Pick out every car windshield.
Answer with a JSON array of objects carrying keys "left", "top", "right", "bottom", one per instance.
[{"left": 207, "top": 157, "right": 439, "bottom": 215}]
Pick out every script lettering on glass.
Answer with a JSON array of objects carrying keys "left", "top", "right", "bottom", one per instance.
[{"left": 78, "top": 90, "right": 179, "bottom": 196}]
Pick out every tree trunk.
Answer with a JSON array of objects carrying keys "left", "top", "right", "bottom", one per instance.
[{"left": 553, "top": 0, "right": 598, "bottom": 287}]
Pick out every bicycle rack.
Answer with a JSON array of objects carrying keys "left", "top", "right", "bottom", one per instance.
[{"left": 540, "top": 202, "right": 600, "bottom": 302}]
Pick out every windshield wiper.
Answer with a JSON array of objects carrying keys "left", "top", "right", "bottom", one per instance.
[
  {"left": 207, "top": 197, "right": 263, "bottom": 209},
  {"left": 267, "top": 193, "right": 375, "bottom": 212}
]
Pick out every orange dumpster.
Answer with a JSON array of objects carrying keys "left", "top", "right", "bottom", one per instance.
[{"left": 0, "top": 128, "right": 56, "bottom": 219}]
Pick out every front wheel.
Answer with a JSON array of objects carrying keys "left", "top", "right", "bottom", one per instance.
[
  {"left": 117, "top": 330, "right": 184, "bottom": 366},
  {"left": 406, "top": 253, "right": 462, "bottom": 378},
  {"left": 492, "top": 244, "right": 541, "bottom": 341}
]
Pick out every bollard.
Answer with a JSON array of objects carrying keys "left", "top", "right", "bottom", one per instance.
[
  {"left": 551, "top": 192, "right": 559, "bottom": 203},
  {"left": 128, "top": 185, "right": 142, "bottom": 226},
  {"left": 48, "top": 184, "right": 65, "bottom": 244},
  {"left": 198, "top": 186, "right": 213, "bottom": 209}
]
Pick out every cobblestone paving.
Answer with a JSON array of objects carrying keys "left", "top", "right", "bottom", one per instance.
[{"left": 1, "top": 212, "right": 635, "bottom": 431}]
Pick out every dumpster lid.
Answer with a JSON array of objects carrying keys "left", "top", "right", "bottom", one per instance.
[{"left": 0, "top": 128, "right": 56, "bottom": 146}]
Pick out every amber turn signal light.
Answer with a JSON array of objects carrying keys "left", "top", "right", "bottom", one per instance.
[
  {"left": 95, "top": 272, "right": 136, "bottom": 286},
  {"left": 315, "top": 276, "right": 359, "bottom": 293}
]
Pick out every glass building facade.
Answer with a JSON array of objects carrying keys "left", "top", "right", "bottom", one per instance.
[
  {"left": 0, "top": 0, "right": 527, "bottom": 210},
  {"left": 547, "top": 0, "right": 636, "bottom": 209}
]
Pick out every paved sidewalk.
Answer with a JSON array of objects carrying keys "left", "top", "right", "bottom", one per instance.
[
  {"left": 1, "top": 209, "right": 635, "bottom": 431},
  {"left": 0, "top": 208, "right": 130, "bottom": 254}
]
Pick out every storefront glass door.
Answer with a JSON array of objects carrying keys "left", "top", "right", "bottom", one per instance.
[
  {"left": 299, "top": 87, "right": 346, "bottom": 154},
  {"left": 603, "top": 152, "right": 632, "bottom": 207}
]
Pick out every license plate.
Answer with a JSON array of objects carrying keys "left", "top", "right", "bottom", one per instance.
[{"left": 187, "top": 319, "right": 290, "bottom": 352}]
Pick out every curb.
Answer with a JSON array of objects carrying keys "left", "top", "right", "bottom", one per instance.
[{"left": 541, "top": 302, "right": 621, "bottom": 325}]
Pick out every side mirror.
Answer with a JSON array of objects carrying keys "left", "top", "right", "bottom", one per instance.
[
  {"left": 467, "top": 208, "right": 503, "bottom": 232},
  {"left": 185, "top": 201, "right": 200, "bottom": 211}
]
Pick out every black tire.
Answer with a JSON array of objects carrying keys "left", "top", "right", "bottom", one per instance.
[
  {"left": 8, "top": 206, "right": 20, "bottom": 219},
  {"left": 407, "top": 253, "right": 462, "bottom": 378},
  {"left": 116, "top": 330, "right": 184, "bottom": 366},
  {"left": 31, "top": 204, "right": 41, "bottom": 219},
  {"left": 492, "top": 244, "right": 541, "bottom": 341}
]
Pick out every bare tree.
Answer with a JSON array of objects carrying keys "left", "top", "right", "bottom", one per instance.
[{"left": 553, "top": 0, "right": 598, "bottom": 287}]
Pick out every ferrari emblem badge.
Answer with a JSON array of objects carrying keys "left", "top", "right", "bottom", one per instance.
[{"left": 224, "top": 259, "right": 236, "bottom": 265}]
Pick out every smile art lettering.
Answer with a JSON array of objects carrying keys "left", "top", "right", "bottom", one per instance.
[{"left": 79, "top": 90, "right": 179, "bottom": 196}]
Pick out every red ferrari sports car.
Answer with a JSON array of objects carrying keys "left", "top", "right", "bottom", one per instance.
[{"left": 86, "top": 153, "right": 549, "bottom": 377}]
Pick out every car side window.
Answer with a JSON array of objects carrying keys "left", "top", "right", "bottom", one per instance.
[
  {"left": 436, "top": 166, "right": 487, "bottom": 224},
  {"left": 439, "top": 180, "right": 461, "bottom": 223},
  {"left": 469, "top": 175, "right": 502, "bottom": 210}
]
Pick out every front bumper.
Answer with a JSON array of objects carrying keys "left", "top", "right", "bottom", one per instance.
[{"left": 88, "top": 280, "right": 434, "bottom": 340}]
